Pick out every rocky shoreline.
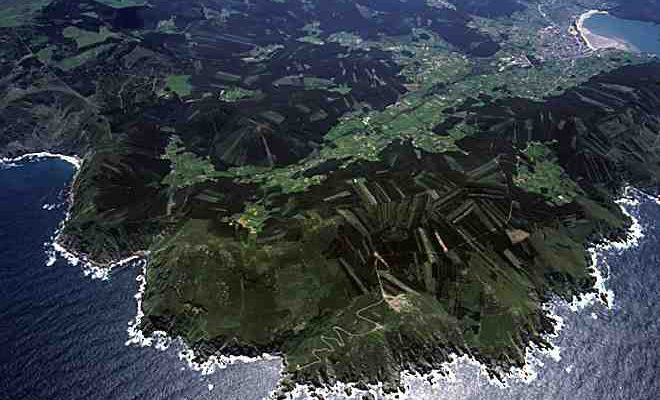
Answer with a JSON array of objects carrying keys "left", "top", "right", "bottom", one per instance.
[
  {"left": 1, "top": 1, "right": 658, "bottom": 397},
  {"left": 10, "top": 151, "right": 631, "bottom": 399},
  {"left": 6, "top": 60, "right": 659, "bottom": 395}
]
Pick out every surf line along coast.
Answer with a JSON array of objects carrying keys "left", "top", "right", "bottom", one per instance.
[
  {"left": 1, "top": 151, "right": 277, "bottom": 396},
  {"left": 1, "top": 152, "right": 146, "bottom": 280},
  {"left": 0, "top": 149, "right": 652, "bottom": 398}
]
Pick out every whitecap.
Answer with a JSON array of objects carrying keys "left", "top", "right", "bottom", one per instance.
[
  {"left": 568, "top": 186, "right": 646, "bottom": 312},
  {"left": 45, "top": 253, "right": 57, "bottom": 267},
  {"left": 20, "top": 147, "right": 649, "bottom": 400},
  {"left": 0, "top": 151, "right": 82, "bottom": 169},
  {"left": 124, "top": 262, "right": 281, "bottom": 381},
  {"left": 288, "top": 187, "right": 653, "bottom": 399}
]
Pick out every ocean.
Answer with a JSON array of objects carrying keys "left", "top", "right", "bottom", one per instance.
[
  {"left": 0, "top": 158, "right": 281, "bottom": 400},
  {"left": 583, "top": 13, "right": 660, "bottom": 56},
  {"left": 402, "top": 190, "right": 660, "bottom": 400},
  {"left": 1, "top": 158, "right": 658, "bottom": 400}
]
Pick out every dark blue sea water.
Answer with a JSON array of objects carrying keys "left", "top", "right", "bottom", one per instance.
[
  {"left": 1, "top": 159, "right": 658, "bottom": 400},
  {"left": 584, "top": 13, "right": 660, "bottom": 56},
  {"left": 0, "top": 158, "right": 281, "bottom": 400},
  {"left": 406, "top": 192, "right": 660, "bottom": 400}
]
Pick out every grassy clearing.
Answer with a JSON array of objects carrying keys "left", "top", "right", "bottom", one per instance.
[
  {"left": 227, "top": 202, "right": 270, "bottom": 235},
  {"left": 297, "top": 21, "right": 324, "bottom": 45},
  {"left": 0, "top": 0, "right": 51, "bottom": 27},
  {"left": 515, "top": 142, "right": 582, "bottom": 206},
  {"left": 63, "top": 26, "right": 116, "bottom": 49},
  {"left": 35, "top": 47, "right": 54, "bottom": 63},
  {"left": 161, "top": 135, "right": 219, "bottom": 189},
  {"left": 57, "top": 44, "right": 113, "bottom": 71},
  {"left": 218, "top": 86, "right": 257, "bottom": 102},
  {"left": 165, "top": 74, "right": 193, "bottom": 97}
]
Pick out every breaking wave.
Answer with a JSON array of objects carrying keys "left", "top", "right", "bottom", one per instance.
[
  {"left": 289, "top": 187, "right": 654, "bottom": 399},
  {"left": 12, "top": 151, "right": 654, "bottom": 399}
]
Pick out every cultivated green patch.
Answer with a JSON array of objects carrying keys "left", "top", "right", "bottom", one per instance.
[
  {"left": 515, "top": 142, "right": 582, "bottom": 206},
  {"left": 57, "top": 44, "right": 114, "bottom": 71},
  {"left": 165, "top": 74, "right": 193, "bottom": 97},
  {"left": 63, "top": 26, "right": 116, "bottom": 49},
  {"left": 218, "top": 86, "right": 257, "bottom": 102},
  {"left": 0, "top": 0, "right": 51, "bottom": 27},
  {"left": 161, "top": 136, "right": 219, "bottom": 189}
]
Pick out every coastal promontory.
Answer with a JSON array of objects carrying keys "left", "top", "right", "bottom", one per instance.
[{"left": 1, "top": 0, "right": 658, "bottom": 394}]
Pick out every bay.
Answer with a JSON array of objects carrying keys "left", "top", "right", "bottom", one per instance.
[{"left": 584, "top": 13, "right": 660, "bottom": 56}]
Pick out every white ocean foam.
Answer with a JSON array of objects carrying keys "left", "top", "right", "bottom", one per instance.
[
  {"left": 45, "top": 205, "right": 147, "bottom": 279},
  {"left": 0, "top": 161, "right": 18, "bottom": 169},
  {"left": 257, "top": 189, "right": 658, "bottom": 400},
  {"left": 0, "top": 152, "right": 106, "bottom": 279},
  {"left": 283, "top": 261, "right": 570, "bottom": 398},
  {"left": 568, "top": 186, "right": 646, "bottom": 312},
  {"left": 176, "top": 347, "right": 280, "bottom": 376},
  {"left": 0, "top": 151, "right": 82, "bottom": 169},
  {"left": 482, "top": 302, "right": 565, "bottom": 386},
  {"left": 476, "top": 187, "right": 649, "bottom": 390},
  {"left": 289, "top": 377, "right": 384, "bottom": 400},
  {"left": 125, "top": 262, "right": 171, "bottom": 348},
  {"left": 17, "top": 152, "right": 149, "bottom": 280},
  {"left": 15, "top": 151, "right": 653, "bottom": 399},
  {"left": 51, "top": 238, "right": 110, "bottom": 280},
  {"left": 288, "top": 187, "right": 653, "bottom": 399},
  {"left": 45, "top": 252, "right": 57, "bottom": 267},
  {"left": 285, "top": 339, "right": 569, "bottom": 400},
  {"left": 6, "top": 151, "right": 281, "bottom": 390},
  {"left": 124, "top": 262, "right": 283, "bottom": 382}
]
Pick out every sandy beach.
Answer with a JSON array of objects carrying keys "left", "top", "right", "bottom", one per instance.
[{"left": 576, "top": 10, "right": 632, "bottom": 51}]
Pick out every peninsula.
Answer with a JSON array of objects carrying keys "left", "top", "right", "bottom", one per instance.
[{"left": 1, "top": 0, "right": 658, "bottom": 396}]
